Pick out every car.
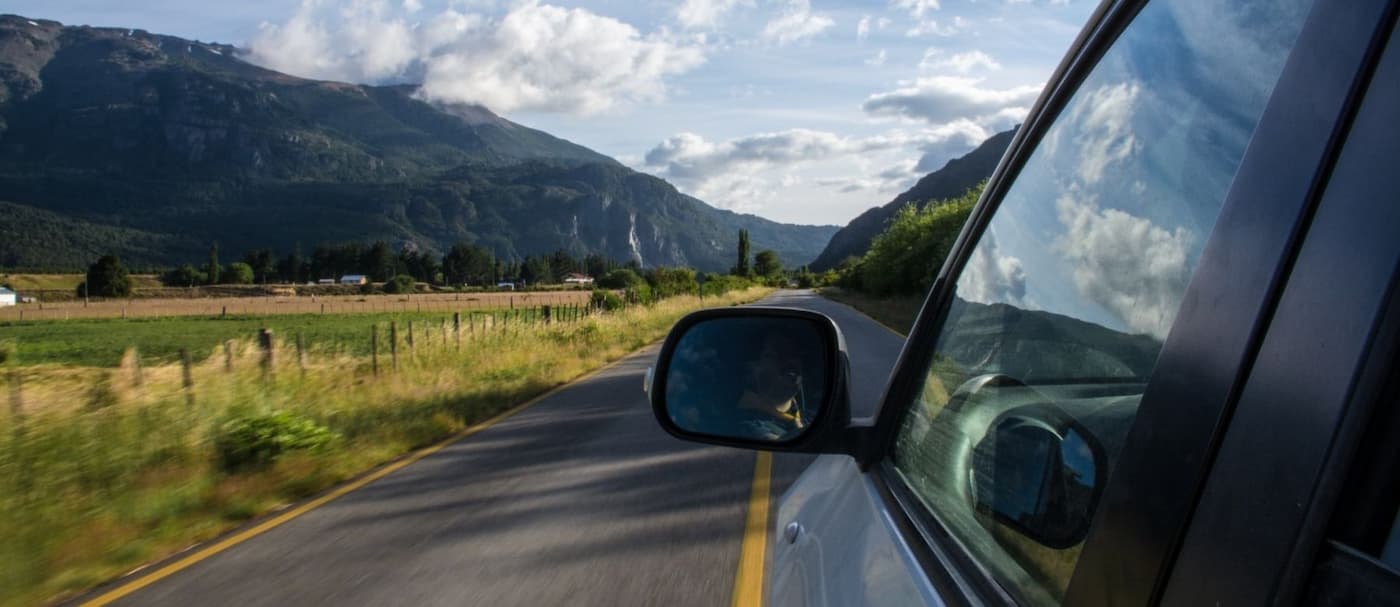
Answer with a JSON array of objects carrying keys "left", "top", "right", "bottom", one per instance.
[{"left": 647, "top": 0, "right": 1400, "bottom": 605}]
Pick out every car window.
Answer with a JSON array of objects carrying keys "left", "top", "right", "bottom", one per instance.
[{"left": 889, "top": 0, "right": 1315, "bottom": 604}]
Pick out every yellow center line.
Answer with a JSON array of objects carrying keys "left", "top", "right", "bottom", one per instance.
[
  {"left": 732, "top": 451, "right": 772, "bottom": 607},
  {"left": 80, "top": 354, "right": 643, "bottom": 607}
]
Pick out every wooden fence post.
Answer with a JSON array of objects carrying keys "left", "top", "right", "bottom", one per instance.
[
  {"left": 258, "top": 328, "right": 275, "bottom": 380},
  {"left": 224, "top": 341, "right": 234, "bottom": 373},
  {"left": 407, "top": 320, "right": 416, "bottom": 351},
  {"left": 296, "top": 333, "right": 307, "bottom": 374},
  {"left": 390, "top": 322, "right": 399, "bottom": 371},
  {"left": 130, "top": 346, "right": 143, "bottom": 388},
  {"left": 179, "top": 348, "right": 195, "bottom": 408},
  {"left": 371, "top": 325, "right": 380, "bottom": 377},
  {"left": 453, "top": 312, "right": 462, "bottom": 348},
  {"left": 543, "top": 305, "right": 552, "bottom": 325}
]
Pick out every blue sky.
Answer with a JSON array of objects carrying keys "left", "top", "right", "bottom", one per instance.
[{"left": 8, "top": 0, "right": 1095, "bottom": 226}]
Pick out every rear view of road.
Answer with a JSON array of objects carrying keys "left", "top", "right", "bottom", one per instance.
[{"left": 89, "top": 290, "right": 906, "bottom": 607}]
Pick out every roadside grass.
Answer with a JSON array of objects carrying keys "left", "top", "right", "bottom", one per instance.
[
  {"left": 817, "top": 287, "right": 921, "bottom": 336},
  {"left": 0, "top": 287, "right": 770, "bottom": 607}
]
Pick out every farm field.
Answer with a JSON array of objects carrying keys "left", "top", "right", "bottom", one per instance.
[
  {"left": 0, "top": 289, "right": 591, "bottom": 322},
  {"left": 0, "top": 273, "right": 164, "bottom": 291},
  {"left": 1, "top": 306, "right": 580, "bottom": 367}
]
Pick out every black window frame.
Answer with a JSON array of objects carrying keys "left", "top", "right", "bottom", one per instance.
[
  {"left": 1160, "top": 7, "right": 1400, "bottom": 603},
  {"left": 845, "top": 0, "right": 1388, "bottom": 604}
]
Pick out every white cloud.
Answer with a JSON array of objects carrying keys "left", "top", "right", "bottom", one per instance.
[
  {"left": 1055, "top": 193, "right": 1193, "bottom": 339},
  {"left": 642, "top": 127, "right": 955, "bottom": 208},
  {"left": 761, "top": 0, "right": 835, "bottom": 45},
  {"left": 892, "top": 0, "right": 941, "bottom": 19},
  {"left": 677, "top": 0, "right": 747, "bottom": 29},
  {"left": 1065, "top": 82, "right": 1139, "bottom": 184},
  {"left": 856, "top": 15, "right": 871, "bottom": 40},
  {"left": 959, "top": 230, "right": 1026, "bottom": 306},
  {"left": 921, "top": 49, "right": 1001, "bottom": 73},
  {"left": 246, "top": 0, "right": 705, "bottom": 115},
  {"left": 865, "top": 49, "right": 887, "bottom": 66},
  {"left": 906, "top": 16, "right": 966, "bottom": 37},
  {"left": 862, "top": 75, "right": 1040, "bottom": 125}
]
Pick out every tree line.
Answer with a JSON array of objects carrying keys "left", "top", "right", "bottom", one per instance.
[
  {"left": 69, "top": 228, "right": 825, "bottom": 299},
  {"left": 153, "top": 241, "right": 635, "bottom": 289}
]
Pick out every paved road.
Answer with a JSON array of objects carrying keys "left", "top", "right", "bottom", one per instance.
[{"left": 98, "top": 290, "right": 906, "bottom": 607}]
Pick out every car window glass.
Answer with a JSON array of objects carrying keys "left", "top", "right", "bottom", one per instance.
[{"left": 890, "top": 0, "right": 1314, "bottom": 604}]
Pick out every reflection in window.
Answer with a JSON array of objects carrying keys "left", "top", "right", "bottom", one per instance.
[{"left": 891, "top": 0, "right": 1316, "bottom": 604}]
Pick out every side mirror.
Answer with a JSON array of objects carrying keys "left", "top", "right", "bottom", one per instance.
[
  {"left": 969, "top": 409, "right": 1107, "bottom": 548},
  {"left": 649, "top": 307, "right": 852, "bottom": 452}
]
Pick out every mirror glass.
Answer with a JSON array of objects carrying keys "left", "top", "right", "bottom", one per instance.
[
  {"left": 663, "top": 316, "right": 829, "bottom": 443},
  {"left": 970, "top": 417, "right": 1104, "bottom": 548}
]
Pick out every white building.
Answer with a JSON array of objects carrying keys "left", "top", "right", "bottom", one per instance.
[
  {"left": 563, "top": 273, "right": 594, "bottom": 286},
  {"left": 0, "top": 287, "right": 15, "bottom": 307},
  {"left": 339, "top": 275, "right": 368, "bottom": 285}
]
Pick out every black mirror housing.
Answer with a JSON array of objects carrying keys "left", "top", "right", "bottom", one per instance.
[{"left": 648, "top": 307, "right": 857, "bottom": 454}]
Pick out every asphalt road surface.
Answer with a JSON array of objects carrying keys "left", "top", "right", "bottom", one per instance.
[{"left": 93, "top": 290, "right": 906, "bottom": 607}]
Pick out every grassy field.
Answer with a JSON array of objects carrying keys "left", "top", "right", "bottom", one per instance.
[
  {"left": 0, "top": 273, "right": 163, "bottom": 291},
  {"left": 0, "top": 287, "right": 770, "bottom": 607},
  {"left": 0, "top": 289, "right": 590, "bottom": 321},
  {"left": 818, "top": 287, "right": 921, "bottom": 335},
  {"left": 2, "top": 306, "right": 583, "bottom": 368}
]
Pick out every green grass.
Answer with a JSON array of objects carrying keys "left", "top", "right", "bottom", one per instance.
[
  {"left": 0, "top": 308, "right": 556, "bottom": 367},
  {"left": 0, "top": 288, "right": 771, "bottom": 607}
]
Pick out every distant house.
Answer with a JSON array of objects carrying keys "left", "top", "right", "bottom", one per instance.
[
  {"left": 339, "top": 275, "right": 368, "bottom": 285},
  {"left": 0, "top": 287, "right": 14, "bottom": 307},
  {"left": 316, "top": 278, "right": 336, "bottom": 285},
  {"left": 495, "top": 282, "right": 516, "bottom": 290},
  {"left": 562, "top": 273, "right": 594, "bottom": 286}
]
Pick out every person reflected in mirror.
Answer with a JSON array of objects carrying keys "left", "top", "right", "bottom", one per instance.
[{"left": 734, "top": 332, "right": 807, "bottom": 441}]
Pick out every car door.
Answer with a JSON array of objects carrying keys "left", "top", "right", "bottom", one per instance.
[{"left": 769, "top": 0, "right": 1387, "bottom": 604}]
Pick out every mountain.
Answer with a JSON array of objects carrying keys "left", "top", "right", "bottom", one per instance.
[
  {"left": 809, "top": 129, "right": 1014, "bottom": 271},
  {"left": 0, "top": 15, "right": 837, "bottom": 270}
]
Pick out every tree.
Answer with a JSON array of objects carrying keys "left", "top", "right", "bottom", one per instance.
[
  {"left": 363, "top": 241, "right": 398, "bottom": 282},
  {"left": 242, "top": 249, "right": 276, "bottom": 284},
  {"left": 160, "top": 264, "right": 206, "bottom": 287},
  {"left": 520, "top": 256, "right": 553, "bottom": 285},
  {"left": 382, "top": 274, "right": 417, "bottom": 294},
  {"left": 225, "top": 262, "right": 255, "bottom": 284},
  {"left": 731, "top": 229, "right": 751, "bottom": 277},
  {"left": 278, "top": 244, "right": 305, "bottom": 284},
  {"left": 584, "top": 254, "right": 613, "bottom": 279},
  {"left": 207, "top": 241, "right": 221, "bottom": 285},
  {"left": 82, "top": 255, "right": 132, "bottom": 297},
  {"left": 754, "top": 250, "right": 782, "bottom": 279},
  {"left": 854, "top": 183, "right": 983, "bottom": 296},
  {"left": 442, "top": 243, "right": 496, "bottom": 286}
]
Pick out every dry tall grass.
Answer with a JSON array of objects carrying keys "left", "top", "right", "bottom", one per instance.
[{"left": 0, "top": 287, "right": 769, "bottom": 607}]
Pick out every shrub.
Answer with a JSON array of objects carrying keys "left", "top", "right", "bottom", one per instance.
[
  {"left": 596, "top": 268, "right": 646, "bottom": 290},
  {"left": 160, "top": 264, "right": 207, "bottom": 287},
  {"left": 214, "top": 410, "right": 339, "bottom": 473},
  {"left": 382, "top": 274, "right": 417, "bottom": 294},
  {"left": 646, "top": 267, "right": 698, "bottom": 299},
  {"left": 590, "top": 289, "right": 624, "bottom": 311},
  {"left": 849, "top": 182, "right": 983, "bottom": 297},
  {"left": 224, "top": 262, "right": 255, "bottom": 285}
]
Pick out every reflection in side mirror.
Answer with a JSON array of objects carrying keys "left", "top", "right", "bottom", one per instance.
[
  {"left": 655, "top": 311, "right": 837, "bottom": 446},
  {"left": 969, "top": 414, "right": 1105, "bottom": 549}
]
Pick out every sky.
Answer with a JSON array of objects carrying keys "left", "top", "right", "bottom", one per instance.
[{"left": 7, "top": 0, "right": 1096, "bottom": 226}]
